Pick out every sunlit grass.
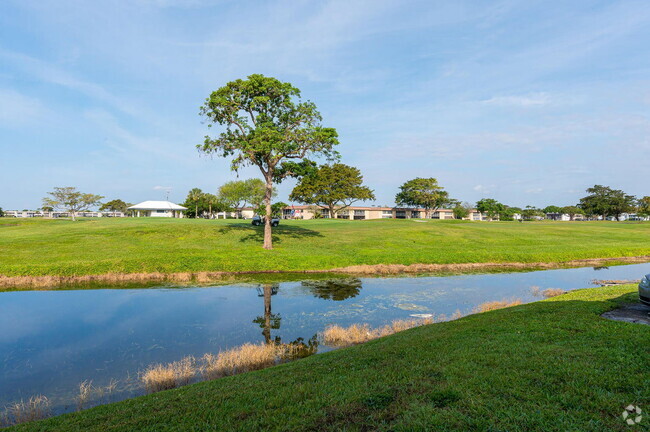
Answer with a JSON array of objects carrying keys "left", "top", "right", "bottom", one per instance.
[{"left": 1, "top": 218, "right": 650, "bottom": 281}]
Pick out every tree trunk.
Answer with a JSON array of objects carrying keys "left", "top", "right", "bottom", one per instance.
[
  {"left": 195, "top": 205, "right": 198, "bottom": 218},
  {"left": 263, "top": 176, "right": 274, "bottom": 250},
  {"left": 329, "top": 205, "right": 336, "bottom": 219},
  {"left": 263, "top": 284, "right": 272, "bottom": 344},
  {"left": 71, "top": 210, "right": 76, "bottom": 221}
]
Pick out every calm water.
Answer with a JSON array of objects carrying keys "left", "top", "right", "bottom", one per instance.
[{"left": 1, "top": 263, "right": 649, "bottom": 413}]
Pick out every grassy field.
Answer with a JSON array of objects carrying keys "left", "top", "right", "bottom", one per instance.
[
  {"left": 1, "top": 217, "right": 650, "bottom": 278},
  {"left": 9, "top": 285, "right": 649, "bottom": 431}
]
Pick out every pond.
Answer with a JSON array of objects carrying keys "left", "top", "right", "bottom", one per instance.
[{"left": 1, "top": 263, "right": 648, "bottom": 414}]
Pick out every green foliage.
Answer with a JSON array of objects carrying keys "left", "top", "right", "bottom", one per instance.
[
  {"left": 500, "top": 206, "right": 521, "bottom": 221},
  {"left": 198, "top": 74, "right": 340, "bottom": 248},
  {"left": 254, "top": 201, "right": 287, "bottom": 218},
  {"left": 42, "top": 187, "right": 104, "bottom": 221},
  {"left": 542, "top": 205, "right": 562, "bottom": 214},
  {"left": 217, "top": 179, "right": 271, "bottom": 216},
  {"left": 452, "top": 202, "right": 471, "bottom": 220},
  {"left": 183, "top": 189, "right": 227, "bottom": 218},
  {"left": 475, "top": 198, "right": 505, "bottom": 220},
  {"left": 637, "top": 196, "right": 650, "bottom": 217},
  {"left": 290, "top": 164, "right": 375, "bottom": 218},
  {"left": 395, "top": 178, "right": 450, "bottom": 217},
  {"left": 99, "top": 199, "right": 131, "bottom": 213},
  {"left": 521, "top": 206, "right": 546, "bottom": 221},
  {"left": 560, "top": 206, "right": 585, "bottom": 221},
  {"left": 579, "top": 185, "right": 636, "bottom": 219},
  {"left": 0, "top": 207, "right": 3, "bottom": 217},
  {"left": 16, "top": 285, "right": 649, "bottom": 432}
]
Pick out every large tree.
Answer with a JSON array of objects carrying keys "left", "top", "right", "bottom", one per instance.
[
  {"left": 99, "top": 199, "right": 131, "bottom": 214},
  {"left": 475, "top": 198, "right": 505, "bottom": 221},
  {"left": 42, "top": 187, "right": 103, "bottom": 221},
  {"left": 637, "top": 196, "right": 650, "bottom": 218},
  {"left": 561, "top": 205, "right": 585, "bottom": 221},
  {"left": 395, "top": 178, "right": 450, "bottom": 218},
  {"left": 218, "top": 178, "right": 270, "bottom": 218},
  {"left": 199, "top": 74, "right": 339, "bottom": 249},
  {"left": 579, "top": 185, "right": 636, "bottom": 220},
  {"left": 290, "top": 163, "right": 375, "bottom": 218}
]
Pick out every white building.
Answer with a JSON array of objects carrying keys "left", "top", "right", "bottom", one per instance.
[{"left": 128, "top": 201, "right": 187, "bottom": 218}]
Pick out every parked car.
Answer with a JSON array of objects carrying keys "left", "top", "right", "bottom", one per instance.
[
  {"left": 251, "top": 215, "right": 279, "bottom": 227},
  {"left": 639, "top": 274, "right": 650, "bottom": 306}
]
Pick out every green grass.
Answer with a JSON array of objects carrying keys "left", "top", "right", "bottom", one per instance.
[
  {"left": 9, "top": 285, "right": 649, "bottom": 431},
  {"left": 2, "top": 218, "right": 650, "bottom": 277}
]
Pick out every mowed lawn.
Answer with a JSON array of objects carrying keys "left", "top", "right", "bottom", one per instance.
[
  {"left": 9, "top": 285, "right": 650, "bottom": 431},
  {"left": 2, "top": 218, "right": 650, "bottom": 277}
]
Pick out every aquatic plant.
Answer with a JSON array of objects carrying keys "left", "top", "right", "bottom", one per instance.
[
  {"left": 474, "top": 298, "right": 523, "bottom": 313},
  {"left": 141, "top": 356, "right": 197, "bottom": 394},
  {"left": 1, "top": 395, "right": 50, "bottom": 426}
]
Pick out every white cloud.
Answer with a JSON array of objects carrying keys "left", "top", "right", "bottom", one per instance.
[{"left": 481, "top": 92, "right": 551, "bottom": 107}]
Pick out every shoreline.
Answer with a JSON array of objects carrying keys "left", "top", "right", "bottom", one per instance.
[{"left": 1, "top": 255, "right": 649, "bottom": 289}]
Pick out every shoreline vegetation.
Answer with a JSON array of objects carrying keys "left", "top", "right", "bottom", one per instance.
[
  {"left": 1, "top": 255, "right": 650, "bottom": 289},
  {"left": 4, "top": 285, "right": 647, "bottom": 431},
  {"left": 1, "top": 299, "right": 522, "bottom": 427}
]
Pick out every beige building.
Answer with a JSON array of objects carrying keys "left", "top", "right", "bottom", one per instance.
[{"left": 239, "top": 205, "right": 491, "bottom": 221}]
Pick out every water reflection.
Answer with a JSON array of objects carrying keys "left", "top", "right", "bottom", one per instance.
[
  {"left": 302, "top": 278, "right": 362, "bottom": 301},
  {"left": 253, "top": 283, "right": 318, "bottom": 358},
  {"left": 2, "top": 262, "right": 650, "bottom": 415}
]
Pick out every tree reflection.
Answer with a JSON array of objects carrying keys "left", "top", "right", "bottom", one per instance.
[
  {"left": 301, "top": 278, "right": 363, "bottom": 301},
  {"left": 252, "top": 283, "right": 319, "bottom": 357}
]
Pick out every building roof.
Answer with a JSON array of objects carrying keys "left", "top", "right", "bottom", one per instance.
[{"left": 128, "top": 201, "right": 187, "bottom": 210}]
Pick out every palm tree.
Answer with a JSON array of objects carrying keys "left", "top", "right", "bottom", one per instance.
[{"left": 186, "top": 188, "right": 204, "bottom": 218}]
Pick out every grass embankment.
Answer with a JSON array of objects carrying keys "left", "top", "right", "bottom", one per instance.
[
  {"left": 9, "top": 285, "right": 649, "bottom": 431},
  {"left": 1, "top": 218, "right": 650, "bottom": 283}
]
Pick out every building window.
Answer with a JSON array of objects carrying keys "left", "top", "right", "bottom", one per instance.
[
  {"left": 337, "top": 210, "right": 349, "bottom": 219},
  {"left": 395, "top": 210, "right": 406, "bottom": 219},
  {"left": 156, "top": 210, "right": 166, "bottom": 213},
  {"left": 411, "top": 211, "right": 420, "bottom": 218},
  {"left": 381, "top": 210, "right": 393, "bottom": 219},
  {"left": 320, "top": 209, "right": 330, "bottom": 218},
  {"left": 353, "top": 210, "right": 365, "bottom": 220},
  {"left": 431, "top": 211, "right": 440, "bottom": 219}
]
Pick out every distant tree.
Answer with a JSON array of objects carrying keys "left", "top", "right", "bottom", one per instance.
[
  {"left": 452, "top": 202, "right": 472, "bottom": 220},
  {"left": 579, "top": 185, "right": 636, "bottom": 220},
  {"left": 203, "top": 193, "right": 228, "bottom": 218},
  {"left": 99, "top": 199, "right": 131, "bottom": 214},
  {"left": 255, "top": 201, "right": 288, "bottom": 218},
  {"left": 199, "top": 74, "right": 339, "bottom": 249},
  {"left": 521, "top": 206, "right": 545, "bottom": 221},
  {"left": 41, "top": 205, "right": 54, "bottom": 212},
  {"left": 637, "top": 196, "right": 650, "bottom": 218},
  {"left": 290, "top": 163, "right": 375, "bottom": 219},
  {"left": 184, "top": 188, "right": 205, "bottom": 218},
  {"left": 395, "top": 178, "right": 450, "bottom": 218},
  {"left": 218, "top": 178, "right": 271, "bottom": 218},
  {"left": 560, "top": 205, "right": 585, "bottom": 221},
  {"left": 0, "top": 207, "right": 4, "bottom": 217},
  {"left": 42, "top": 187, "right": 103, "bottom": 221},
  {"left": 501, "top": 206, "right": 522, "bottom": 221},
  {"left": 475, "top": 198, "right": 505, "bottom": 221},
  {"left": 543, "top": 205, "right": 562, "bottom": 214}
]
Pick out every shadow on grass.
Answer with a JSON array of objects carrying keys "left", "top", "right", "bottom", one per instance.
[{"left": 218, "top": 223, "right": 323, "bottom": 244}]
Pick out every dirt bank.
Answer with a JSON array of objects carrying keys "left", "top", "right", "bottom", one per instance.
[{"left": 1, "top": 256, "right": 649, "bottom": 290}]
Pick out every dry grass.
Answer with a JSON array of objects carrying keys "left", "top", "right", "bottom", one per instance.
[
  {"left": 474, "top": 298, "right": 523, "bottom": 313},
  {"left": 76, "top": 380, "right": 93, "bottom": 411},
  {"left": 141, "top": 356, "right": 197, "bottom": 393},
  {"left": 1, "top": 395, "right": 51, "bottom": 426},
  {"left": 203, "top": 344, "right": 278, "bottom": 380},
  {"left": 541, "top": 288, "right": 566, "bottom": 298},
  {"left": 322, "top": 318, "right": 437, "bottom": 348}
]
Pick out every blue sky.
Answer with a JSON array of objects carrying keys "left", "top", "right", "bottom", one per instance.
[{"left": 1, "top": 0, "right": 649, "bottom": 209}]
